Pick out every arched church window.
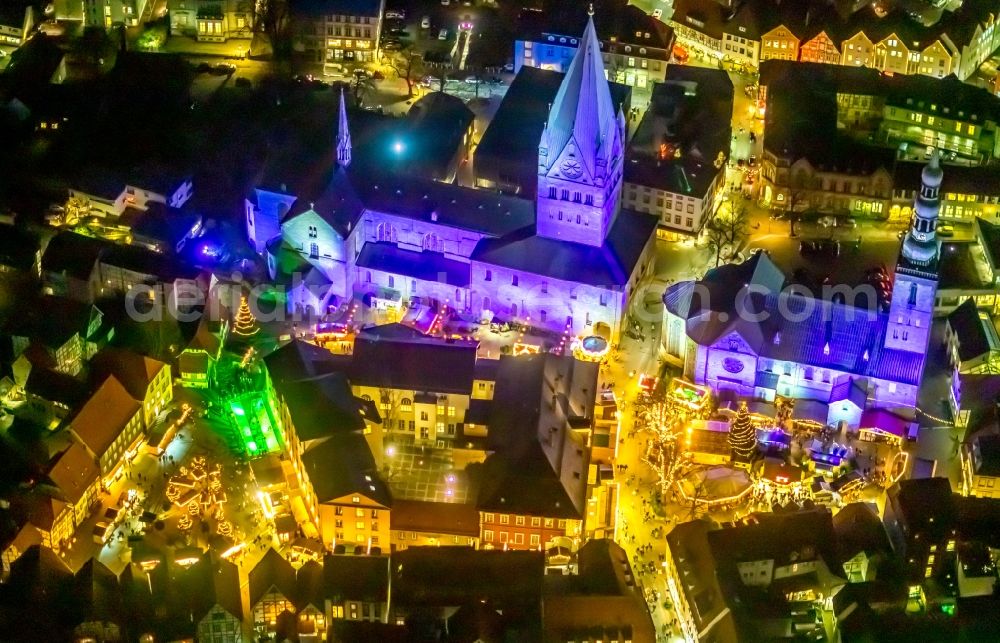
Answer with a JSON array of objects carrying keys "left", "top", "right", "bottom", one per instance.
[
  {"left": 908, "top": 283, "right": 918, "bottom": 306},
  {"left": 422, "top": 233, "right": 443, "bottom": 252},
  {"left": 376, "top": 222, "right": 397, "bottom": 243},
  {"left": 561, "top": 189, "right": 569, "bottom": 200},
  {"left": 585, "top": 194, "right": 594, "bottom": 206}
]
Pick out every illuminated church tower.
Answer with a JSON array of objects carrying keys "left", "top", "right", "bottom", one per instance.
[
  {"left": 884, "top": 151, "right": 942, "bottom": 354},
  {"left": 536, "top": 8, "right": 626, "bottom": 248},
  {"left": 336, "top": 89, "right": 352, "bottom": 167}
]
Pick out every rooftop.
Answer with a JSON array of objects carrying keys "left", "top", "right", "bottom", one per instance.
[
  {"left": 351, "top": 324, "right": 479, "bottom": 395},
  {"left": 274, "top": 371, "right": 376, "bottom": 441},
  {"left": 356, "top": 242, "right": 471, "bottom": 288},
  {"left": 40, "top": 232, "right": 109, "bottom": 281},
  {"left": 470, "top": 207, "right": 657, "bottom": 287},
  {"left": 389, "top": 500, "right": 481, "bottom": 537},
  {"left": 89, "top": 346, "right": 167, "bottom": 402},
  {"left": 391, "top": 547, "right": 544, "bottom": 607},
  {"left": 948, "top": 299, "right": 997, "bottom": 363},
  {"left": 248, "top": 548, "right": 297, "bottom": 608},
  {"left": 323, "top": 553, "right": 390, "bottom": 602},
  {"left": 300, "top": 432, "right": 391, "bottom": 507},
  {"left": 69, "top": 375, "right": 142, "bottom": 459},
  {"left": 973, "top": 434, "right": 1000, "bottom": 477}
]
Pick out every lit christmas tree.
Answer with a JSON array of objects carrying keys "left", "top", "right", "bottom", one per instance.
[
  {"left": 729, "top": 402, "right": 758, "bottom": 464},
  {"left": 233, "top": 295, "right": 260, "bottom": 337}
]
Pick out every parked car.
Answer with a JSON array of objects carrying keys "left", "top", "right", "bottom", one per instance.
[
  {"left": 421, "top": 16, "right": 431, "bottom": 29},
  {"left": 382, "top": 40, "right": 402, "bottom": 51},
  {"left": 438, "top": 28, "right": 448, "bottom": 40},
  {"left": 464, "top": 75, "right": 479, "bottom": 84},
  {"left": 817, "top": 216, "right": 836, "bottom": 228},
  {"left": 836, "top": 218, "right": 857, "bottom": 229},
  {"left": 937, "top": 224, "right": 955, "bottom": 237},
  {"left": 385, "top": 9, "right": 405, "bottom": 19},
  {"left": 234, "top": 77, "right": 252, "bottom": 88},
  {"left": 213, "top": 62, "right": 236, "bottom": 74}
]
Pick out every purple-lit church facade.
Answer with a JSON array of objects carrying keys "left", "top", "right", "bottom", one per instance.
[
  {"left": 662, "top": 154, "right": 945, "bottom": 428},
  {"left": 245, "top": 16, "right": 656, "bottom": 339}
]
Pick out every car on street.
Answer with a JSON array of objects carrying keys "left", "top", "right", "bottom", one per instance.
[
  {"left": 937, "top": 224, "right": 955, "bottom": 237},
  {"left": 464, "top": 75, "right": 479, "bottom": 84},
  {"left": 439, "top": 28, "right": 449, "bottom": 40},
  {"left": 421, "top": 16, "right": 431, "bottom": 29},
  {"left": 385, "top": 9, "right": 405, "bottom": 19},
  {"left": 213, "top": 63, "right": 236, "bottom": 75},
  {"left": 382, "top": 40, "right": 402, "bottom": 51}
]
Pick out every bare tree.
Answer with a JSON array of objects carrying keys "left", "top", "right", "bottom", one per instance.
[
  {"left": 351, "top": 73, "right": 376, "bottom": 106},
  {"left": 253, "top": 0, "right": 290, "bottom": 62},
  {"left": 703, "top": 203, "right": 750, "bottom": 267},
  {"left": 386, "top": 47, "right": 424, "bottom": 98},
  {"left": 378, "top": 388, "right": 403, "bottom": 433}
]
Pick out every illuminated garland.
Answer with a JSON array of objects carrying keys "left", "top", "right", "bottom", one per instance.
[
  {"left": 233, "top": 295, "right": 260, "bottom": 337},
  {"left": 729, "top": 402, "right": 757, "bottom": 462}
]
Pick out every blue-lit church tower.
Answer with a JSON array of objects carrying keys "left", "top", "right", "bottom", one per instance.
[
  {"left": 535, "top": 10, "right": 626, "bottom": 248},
  {"left": 884, "top": 151, "right": 942, "bottom": 356}
]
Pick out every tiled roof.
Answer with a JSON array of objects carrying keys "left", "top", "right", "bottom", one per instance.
[
  {"left": 41, "top": 232, "right": 108, "bottom": 281},
  {"left": 89, "top": 346, "right": 166, "bottom": 402},
  {"left": 248, "top": 548, "right": 296, "bottom": 608},
  {"left": 46, "top": 442, "right": 98, "bottom": 505},
  {"left": 471, "top": 208, "right": 656, "bottom": 287},
  {"left": 948, "top": 299, "right": 993, "bottom": 363},
  {"left": 351, "top": 324, "right": 478, "bottom": 395},
  {"left": 69, "top": 376, "right": 142, "bottom": 458},
  {"left": 389, "top": 500, "right": 481, "bottom": 537},
  {"left": 274, "top": 372, "right": 375, "bottom": 441},
  {"left": 323, "top": 553, "right": 390, "bottom": 602},
  {"left": 300, "top": 433, "right": 391, "bottom": 507},
  {"left": 356, "top": 241, "right": 471, "bottom": 287}
]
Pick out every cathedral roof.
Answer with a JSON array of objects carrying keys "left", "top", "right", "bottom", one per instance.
[
  {"left": 542, "top": 15, "right": 621, "bottom": 177},
  {"left": 471, "top": 208, "right": 656, "bottom": 287}
]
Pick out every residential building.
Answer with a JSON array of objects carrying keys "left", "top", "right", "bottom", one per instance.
[
  {"left": 167, "top": 0, "right": 253, "bottom": 42},
  {"left": 249, "top": 548, "right": 298, "bottom": 638},
  {"left": 663, "top": 154, "right": 943, "bottom": 425},
  {"left": 389, "top": 547, "right": 544, "bottom": 636},
  {"left": 40, "top": 232, "right": 108, "bottom": 303},
  {"left": 349, "top": 324, "right": 482, "bottom": 445},
  {"left": 84, "top": 0, "right": 148, "bottom": 29},
  {"left": 292, "top": 0, "right": 385, "bottom": 64},
  {"left": 0, "top": 2, "right": 37, "bottom": 47},
  {"left": 323, "top": 553, "right": 390, "bottom": 623},
  {"left": 264, "top": 339, "right": 389, "bottom": 549},
  {"left": 514, "top": 1, "right": 675, "bottom": 91},
  {"left": 707, "top": 509, "right": 847, "bottom": 641},
  {"left": 0, "top": 224, "right": 41, "bottom": 275},
  {"left": 891, "top": 163, "right": 1000, "bottom": 223},
  {"left": 178, "top": 315, "right": 226, "bottom": 388},
  {"left": 945, "top": 299, "right": 1000, "bottom": 376},
  {"left": 89, "top": 346, "right": 173, "bottom": 429},
  {"left": 624, "top": 66, "right": 733, "bottom": 238},
  {"left": 542, "top": 539, "right": 656, "bottom": 643},
  {"left": 7, "top": 295, "right": 107, "bottom": 376},
  {"left": 390, "top": 500, "right": 480, "bottom": 550},
  {"left": 962, "top": 434, "right": 1000, "bottom": 498},
  {"left": 43, "top": 441, "right": 101, "bottom": 551},
  {"left": 832, "top": 502, "right": 893, "bottom": 584},
  {"left": 253, "top": 16, "right": 658, "bottom": 341},
  {"left": 67, "top": 167, "right": 193, "bottom": 219},
  {"left": 670, "top": 0, "right": 1000, "bottom": 80},
  {"left": 665, "top": 520, "right": 739, "bottom": 643},
  {"left": 67, "top": 375, "right": 143, "bottom": 481},
  {"left": 477, "top": 354, "right": 597, "bottom": 551}
]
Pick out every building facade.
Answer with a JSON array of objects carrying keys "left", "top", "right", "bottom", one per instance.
[
  {"left": 293, "top": 0, "right": 385, "bottom": 64},
  {"left": 663, "top": 155, "right": 943, "bottom": 425},
  {"left": 167, "top": 0, "right": 253, "bottom": 42},
  {"left": 249, "top": 17, "right": 657, "bottom": 341}
]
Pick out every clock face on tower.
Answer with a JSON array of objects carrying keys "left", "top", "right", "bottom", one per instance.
[{"left": 560, "top": 159, "right": 583, "bottom": 178}]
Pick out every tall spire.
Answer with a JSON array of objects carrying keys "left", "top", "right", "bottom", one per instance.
[
  {"left": 901, "top": 149, "right": 942, "bottom": 267},
  {"left": 337, "top": 89, "right": 352, "bottom": 167},
  {"left": 540, "top": 13, "right": 620, "bottom": 178}
]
